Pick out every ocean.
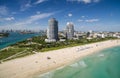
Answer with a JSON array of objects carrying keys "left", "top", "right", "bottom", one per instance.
[
  {"left": 0, "top": 32, "right": 40, "bottom": 49},
  {"left": 35, "top": 46, "right": 120, "bottom": 78}
]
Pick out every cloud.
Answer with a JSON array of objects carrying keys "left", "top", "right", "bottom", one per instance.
[
  {"left": 82, "top": 0, "right": 91, "bottom": 4},
  {"left": 0, "top": 17, "right": 15, "bottom": 22},
  {"left": 0, "top": 6, "right": 8, "bottom": 15},
  {"left": 93, "top": 0, "right": 100, "bottom": 3},
  {"left": 28, "top": 12, "right": 54, "bottom": 24},
  {"left": 85, "top": 19, "right": 99, "bottom": 22},
  {"left": 20, "top": 0, "right": 32, "bottom": 11},
  {"left": 81, "top": 16, "right": 85, "bottom": 18},
  {"left": 34, "top": 0, "right": 47, "bottom": 5},
  {"left": 20, "top": 0, "right": 47, "bottom": 11},
  {"left": 68, "top": 13, "right": 72, "bottom": 17},
  {"left": 14, "top": 12, "right": 54, "bottom": 26},
  {"left": 78, "top": 19, "right": 83, "bottom": 22},
  {"left": 11, "top": 12, "right": 17, "bottom": 15},
  {"left": 78, "top": 18, "right": 99, "bottom": 22},
  {"left": 4, "top": 17, "right": 15, "bottom": 21},
  {"left": 36, "top": 11, "right": 41, "bottom": 14},
  {"left": 0, "top": 12, "right": 55, "bottom": 30},
  {"left": 67, "top": 0, "right": 100, "bottom": 4}
]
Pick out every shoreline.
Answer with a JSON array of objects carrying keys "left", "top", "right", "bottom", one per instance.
[{"left": 0, "top": 40, "right": 120, "bottom": 78}]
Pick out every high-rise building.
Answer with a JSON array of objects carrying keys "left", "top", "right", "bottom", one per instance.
[
  {"left": 45, "top": 18, "right": 59, "bottom": 42},
  {"left": 65, "top": 22, "right": 74, "bottom": 39}
]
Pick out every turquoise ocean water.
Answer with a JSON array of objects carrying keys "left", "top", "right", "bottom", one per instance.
[
  {"left": 35, "top": 46, "right": 120, "bottom": 78},
  {"left": 0, "top": 32, "right": 39, "bottom": 49}
]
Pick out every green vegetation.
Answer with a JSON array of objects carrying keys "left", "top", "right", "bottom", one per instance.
[{"left": 0, "top": 35, "right": 118, "bottom": 62}]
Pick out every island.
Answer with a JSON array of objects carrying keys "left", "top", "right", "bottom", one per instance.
[{"left": 0, "top": 32, "right": 9, "bottom": 38}]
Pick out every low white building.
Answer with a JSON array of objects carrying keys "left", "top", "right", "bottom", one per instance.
[{"left": 45, "top": 39, "right": 56, "bottom": 43}]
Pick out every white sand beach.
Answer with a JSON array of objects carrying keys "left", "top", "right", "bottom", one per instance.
[{"left": 0, "top": 40, "right": 120, "bottom": 78}]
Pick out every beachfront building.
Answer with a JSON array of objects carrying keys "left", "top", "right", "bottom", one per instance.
[
  {"left": 65, "top": 22, "right": 74, "bottom": 39},
  {"left": 45, "top": 18, "right": 59, "bottom": 42}
]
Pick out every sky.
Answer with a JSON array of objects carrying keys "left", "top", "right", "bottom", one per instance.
[{"left": 0, "top": 0, "right": 120, "bottom": 32}]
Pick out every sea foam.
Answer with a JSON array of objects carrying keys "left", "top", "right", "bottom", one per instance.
[
  {"left": 98, "top": 54, "right": 104, "bottom": 57},
  {"left": 69, "top": 63, "right": 79, "bottom": 68},
  {"left": 38, "top": 71, "right": 54, "bottom": 78},
  {"left": 78, "top": 61, "right": 87, "bottom": 67}
]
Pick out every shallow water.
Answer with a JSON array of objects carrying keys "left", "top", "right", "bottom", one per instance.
[
  {"left": 35, "top": 46, "right": 120, "bottom": 78},
  {"left": 0, "top": 32, "right": 39, "bottom": 49}
]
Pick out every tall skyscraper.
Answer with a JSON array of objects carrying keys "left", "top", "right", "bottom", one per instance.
[
  {"left": 65, "top": 22, "right": 74, "bottom": 39},
  {"left": 45, "top": 18, "right": 59, "bottom": 42}
]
